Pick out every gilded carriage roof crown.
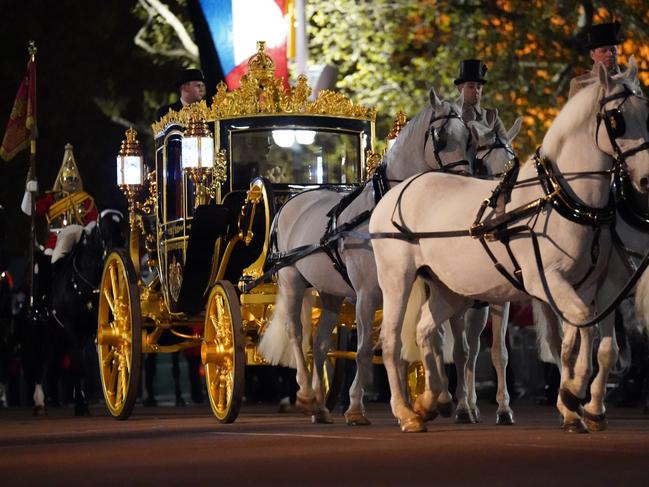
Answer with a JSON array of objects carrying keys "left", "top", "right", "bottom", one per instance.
[{"left": 153, "top": 41, "right": 375, "bottom": 134}]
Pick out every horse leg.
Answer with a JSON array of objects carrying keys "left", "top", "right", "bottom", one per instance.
[
  {"left": 557, "top": 322, "right": 595, "bottom": 433},
  {"left": 448, "top": 313, "right": 472, "bottom": 423},
  {"left": 464, "top": 305, "right": 489, "bottom": 423},
  {"left": 430, "top": 323, "right": 453, "bottom": 417},
  {"left": 412, "top": 301, "right": 452, "bottom": 420},
  {"left": 583, "top": 315, "right": 615, "bottom": 431},
  {"left": 277, "top": 269, "right": 315, "bottom": 415},
  {"left": 412, "top": 313, "right": 445, "bottom": 423},
  {"left": 489, "top": 302, "right": 515, "bottom": 425},
  {"left": 379, "top": 271, "right": 425, "bottom": 432},
  {"left": 65, "top": 328, "right": 90, "bottom": 417},
  {"left": 344, "top": 290, "right": 379, "bottom": 426},
  {"left": 310, "top": 293, "right": 342, "bottom": 424}
]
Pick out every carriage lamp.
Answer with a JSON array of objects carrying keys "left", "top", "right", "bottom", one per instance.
[
  {"left": 182, "top": 119, "right": 214, "bottom": 170},
  {"left": 182, "top": 118, "right": 215, "bottom": 207},
  {"left": 117, "top": 127, "right": 144, "bottom": 186},
  {"left": 116, "top": 127, "right": 145, "bottom": 219}
]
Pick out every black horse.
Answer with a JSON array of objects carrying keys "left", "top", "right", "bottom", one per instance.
[{"left": 50, "top": 209, "right": 126, "bottom": 415}]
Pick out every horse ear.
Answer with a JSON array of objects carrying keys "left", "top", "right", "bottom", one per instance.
[
  {"left": 626, "top": 55, "right": 638, "bottom": 80},
  {"left": 455, "top": 91, "right": 465, "bottom": 110},
  {"left": 468, "top": 120, "right": 485, "bottom": 143},
  {"left": 429, "top": 87, "right": 442, "bottom": 109},
  {"left": 506, "top": 117, "right": 523, "bottom": 142},
  {"left": 597, "top": 62, "right": 611, "bottom": 91}
]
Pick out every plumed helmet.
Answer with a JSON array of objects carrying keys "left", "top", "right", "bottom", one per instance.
[{"left": 53, "top": 143, "right": 83, "bottom": 192}]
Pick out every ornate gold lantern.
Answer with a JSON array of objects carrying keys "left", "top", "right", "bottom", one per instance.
[
  {"left": 182, "top": 113, "right": 214, "bottom": 207},
  {"left": 116, "top": 127, "right": 144, "bottom": 215},
  {"left": 117, "top": 127, "right": 144, "bottom": 187}
]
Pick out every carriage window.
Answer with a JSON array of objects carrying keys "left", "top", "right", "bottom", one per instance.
[{"left": 230, "top": 129, "right": 360, "bottom": 187}]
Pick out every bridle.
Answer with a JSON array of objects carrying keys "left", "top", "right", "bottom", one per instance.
[
  {"left": 596, "top": 86, "right": 649, "bottom": 164},
  {"left": 424, "top": 108, "right": 473, "bottom": 173},
  {"left": 473, "top": 132, "right": 517, "bottom": 178}
]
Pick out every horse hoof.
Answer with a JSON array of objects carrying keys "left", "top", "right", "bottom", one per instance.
[
  {"left": 311, "top": 409, "right": 334, "bottom": 424},
  {"left": 583, "top": 411, "right": 607, "bottom": 432},
  {"left": 436, "top": 401, "right": 453, "bottom": 418},
  {"left": 455, "top": 409, "right": 473, "bottom": 424},
  {"left": 33, "top": 405, "right": 46, "bottom": 416},
  {"left": 400, "top": 416, "right": 427, "bottom": 433},
  {"left": 413, "top": 406, "right": 438, "bottom": 423},
  {"left": 295, "top": 395, "right": 316, "bottom": 416},
  {"left": 496, "top": 411, "right": 515, "bottom": 425},
  {"left": 471, "top": 408, "right": 481, "bottom": 423},
  {"left": 345, "top": 412, "right": 371, "bottom": 426},
  {"left": 563, "top": 418, "right": 589, "bottom": 434}
]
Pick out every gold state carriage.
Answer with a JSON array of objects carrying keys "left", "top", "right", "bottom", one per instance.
[{"left": 97, "top": 42, "right": 381, "bottom": 422}]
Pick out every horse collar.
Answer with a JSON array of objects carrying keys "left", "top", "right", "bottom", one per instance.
[{"left": 534, "top": 152, "right": 615, "bottom": 226}]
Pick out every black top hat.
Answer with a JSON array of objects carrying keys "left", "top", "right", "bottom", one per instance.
[
  {"left": 454, "top": 59, "right": 488, "bottom": 86},
  {"left": 176, "top": 68, "right": 206, "bottom": 87},
  {"left": 585, "top": 22, "right": 623, "bottom": 50}
]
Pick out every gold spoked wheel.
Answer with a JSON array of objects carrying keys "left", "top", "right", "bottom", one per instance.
[
  {"left": 97, "top": 249, "right": 142, "bottom": 420},
  {"left": 407, "top": 361, "right": 425, "bottom": 405},
  {"left": 202, "top": 280, "right": 245, "bottom": 423}
]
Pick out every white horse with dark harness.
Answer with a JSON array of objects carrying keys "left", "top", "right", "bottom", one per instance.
[
  {"left": 258, "top": 89, "right": 517, "bottom": 425},
  {"left": 370, "top": 60, "right": 649, "bottom": 432}
]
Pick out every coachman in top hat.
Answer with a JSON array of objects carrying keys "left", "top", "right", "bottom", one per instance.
[
  {"left": 156, "top": 68, "right": 207, "bottom": 119},
  {"left": 568, "top": 21, "right": 623, "bottom": 98}
]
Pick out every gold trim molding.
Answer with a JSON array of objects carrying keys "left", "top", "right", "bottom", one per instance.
[{"left": 153, "top": 41, "right": 375, "bottom": 135}]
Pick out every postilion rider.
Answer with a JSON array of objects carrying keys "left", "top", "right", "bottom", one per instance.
[
  {"left": 453, "top": 59, "right": 507, "bottom": 176},
  {"left": 568, "top": 21, "right": 623, "bottom": 99},
  {"left": 21, "top": 144, "right": 98, "bottom": 301}
]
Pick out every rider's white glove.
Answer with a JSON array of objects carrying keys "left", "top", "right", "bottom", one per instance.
[
  {"left": 21, "top": 191, "right": 32, "bottom": 216},
  {"left": 26, "top": 180, "right": 38, "bottom": 192}
]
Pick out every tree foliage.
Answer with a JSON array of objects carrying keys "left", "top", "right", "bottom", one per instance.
[{"left": 307, "top": 0, "right": 649, "bottom": 157}]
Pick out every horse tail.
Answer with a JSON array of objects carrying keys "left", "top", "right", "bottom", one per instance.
[
  {"left": 532, "top": 298, "right": 561, "bottom": 364},
  {"left": 259, "top": 287, "right": 294, "bottom": 367},
  {"left": 634, "top": 271, "right": 649, "bottom": 338},
  {"left": 259, "top": 288, "right": 313, "bottom": 368},
  {"left": 400, "top": 277, "right": 426, "bottom": 363}
]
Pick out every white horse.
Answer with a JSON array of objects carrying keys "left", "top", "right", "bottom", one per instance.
[
  {"left": 533, "top": 154, "right": 649, "bottom": 431},
  {"left": 370, "top": 61, "right": 649, "bottom": 432},
  {"left": 402, "top": 120, "right": 524, "bottom": 425},
  {"left": 259, "top": 89, "right": 479, "bottom": 425}
]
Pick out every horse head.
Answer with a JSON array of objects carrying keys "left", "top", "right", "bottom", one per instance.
[
  {"left": 382, "top": 88, "right": 472, "bottom": 181},
  {"left": 597, "top": 57, "right": 649, "bottom": 193},
  {"left": 469, "top": 114, "right": 522, "bottom": 177},
  {"left": 543, "top": 56, "right": 649, "bottom": 196},
  {"left": 97, "top": 209, "right": 126, "bottom": 255},
  {"left": 426, "top": 88, "right": 472, "bottom": 173}
]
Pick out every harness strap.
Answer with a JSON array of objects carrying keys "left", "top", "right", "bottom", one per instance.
[{"left": 528, "top": 226, "right": 649, "bottom": 328}]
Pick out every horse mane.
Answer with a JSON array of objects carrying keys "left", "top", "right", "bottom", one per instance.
[{"left": 541, "top": 80, "right": 601, "bottom": 155}]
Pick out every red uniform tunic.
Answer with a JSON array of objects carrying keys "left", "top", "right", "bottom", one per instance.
[{"left": 34, "top": 191, "right": 98, "bottom": 249}]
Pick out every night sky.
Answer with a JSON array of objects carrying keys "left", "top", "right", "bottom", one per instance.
[{"left": 0, "top": 1, "right": 219, "bottom": 274}]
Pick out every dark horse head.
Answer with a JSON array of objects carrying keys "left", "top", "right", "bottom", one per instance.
[
  {"left": 51, "top": 209, "right": 126, "bottom": 328},
  {"left": 50, "top": 208, "right": 126, "bottom": 415}
]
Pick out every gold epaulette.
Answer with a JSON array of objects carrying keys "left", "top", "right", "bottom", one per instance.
[{"left": 47, "top": 191, "right": 95, "bottom": 224}]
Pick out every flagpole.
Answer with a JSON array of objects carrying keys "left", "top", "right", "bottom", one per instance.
[{"left": 27, "top": 40, "right": 37, "bottom": 309}]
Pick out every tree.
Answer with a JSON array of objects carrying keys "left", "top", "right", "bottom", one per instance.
[{"left": 307, "top": 0, "right": 649, "bottom": 156}]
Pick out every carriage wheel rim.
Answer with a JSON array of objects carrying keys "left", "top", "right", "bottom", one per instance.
[
  {"left": 98, "top": 253, "right": 134, "bottom": 417},
  {"left": 204, "top": 284, "right": 238, "bottom": 420}
]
